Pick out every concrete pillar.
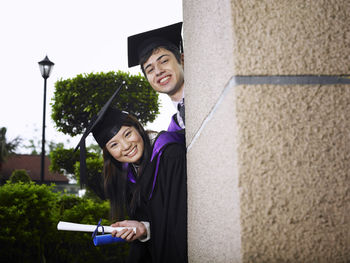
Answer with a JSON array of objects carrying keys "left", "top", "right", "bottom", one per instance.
[{"left": 184, "top": 0, "right": 350, "bottom": 262}]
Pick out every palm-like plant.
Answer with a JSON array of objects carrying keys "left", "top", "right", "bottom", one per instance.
[{"left": 0, "top": 127, "right": 21, "bottom": 171}]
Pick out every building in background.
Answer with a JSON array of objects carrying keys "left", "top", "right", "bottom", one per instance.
[{"left": 1, "top": 155, "right": 78, "bottom": 195}]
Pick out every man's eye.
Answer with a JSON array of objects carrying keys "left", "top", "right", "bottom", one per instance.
[
  {"left": 161, "top": 59, "right": 168, "bottom": 64},
  {"left": 125, "top": 131, "right": 131, "bottom": 137}
]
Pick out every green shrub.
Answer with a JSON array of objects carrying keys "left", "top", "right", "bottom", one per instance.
[
  {"left": 0, "top": 182, "right": 59, "bottom": 262},
  {"left": 54, "top": 194, "right": 129, "bottom": 263},
  {"left": 0, "top": 173, "right": 7, "bottom": 185},
  {"left": 9, "top": 169, "right": 31, "bottom": 183},
  {"left": 0, "top": 182, "right": 129, "bottom": 263}
]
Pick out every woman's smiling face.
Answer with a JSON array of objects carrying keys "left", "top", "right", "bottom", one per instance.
[{"left": 105, "top": 125, "right": 144, "bottom": 164}]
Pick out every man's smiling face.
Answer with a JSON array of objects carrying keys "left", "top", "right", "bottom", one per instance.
[{"left": 143, "top": 47, "right": 184, "bottom": 102}]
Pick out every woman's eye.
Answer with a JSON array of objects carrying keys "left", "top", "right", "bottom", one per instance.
[
  {"left": 110, "top": 143, "right": 118, "bottom": 148},
  {"left": 161, "top": 59, "right": 168, "bottom": 64},
  {"left": 125, "top": 131, "right": 131, "bottom": 137},
  {"left": 147, "top": 68, "right": 154, "bottom": 74}
]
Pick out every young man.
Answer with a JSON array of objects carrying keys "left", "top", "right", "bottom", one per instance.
[{"left": 128, "top": 22, "right": 185, "bottom": 131}]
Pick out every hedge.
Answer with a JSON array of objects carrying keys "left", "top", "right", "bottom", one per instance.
[{"left": 0, "top": 182, "right": 129, "bottom": 263}]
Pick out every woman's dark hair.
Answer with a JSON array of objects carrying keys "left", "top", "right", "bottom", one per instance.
[
  {"left": 139, "top": 44, "right": 182, "bottom": 76},
  {"left": 102, "top": 113, "right": 152, "bottom": 220}
]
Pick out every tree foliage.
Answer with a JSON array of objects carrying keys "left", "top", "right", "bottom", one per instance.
[
  {"left": 52, "top": 71, "right": 159, "bottom": 136},
  {"left": 24, "top": 138, "right": 64, "bottom": 155},
  {"left": 50, "top": 146, "right": 80, "bottom": 175},
  {"left": 50, "top": 146, "right": 104, "bottom": 200},
  {"left": 0, "top": 127, "right": 21, "bottom": 169},
  {"left": 74, "top": 156, "right": 105, "bottom": 200}
]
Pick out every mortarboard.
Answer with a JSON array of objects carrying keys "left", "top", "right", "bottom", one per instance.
[
  {"left": 127, "top": 22, "right": 183, "bottom": 68},
  {"left": 75, "top": 84, "right": 128, "bottom": 187}
]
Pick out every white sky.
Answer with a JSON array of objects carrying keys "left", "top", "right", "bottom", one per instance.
[{"left": 0, "top": 0, "right": 181, "bottom": 153}]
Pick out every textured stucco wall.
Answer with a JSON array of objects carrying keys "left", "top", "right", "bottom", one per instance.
[
  {"left": 237, "top": 85, "right": 350, "bottom": 262},
  {"left": 183, "top": 0, "right": 242, "bottom": 262},
  {"left": 230, "top": 1, "right": 350, "bottom": 261},
  {"left": 184, "top": 0, "right": 350, "bottom": 262},
  {"left": 187, "top": 86, "right": 241, "bottom": 262},
  {"left": 184, "top": 0, "right": 236, "bottom": 143},
  {"left": 230, "top": 0, "right": 350, "bottom": 74}
]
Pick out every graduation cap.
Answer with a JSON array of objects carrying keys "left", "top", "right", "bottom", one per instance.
[
  {"left": 75, "top": 84, "right": 128, "bottom": 187},
  {"left": 127, "top": 22, "right": 183, "bottom": 68}
]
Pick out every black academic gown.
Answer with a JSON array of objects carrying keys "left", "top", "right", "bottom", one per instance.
[
  {"left": 125, "top": 178, "right": 152, "bottom": 263},
  {"left": 142, "top": 140, "right": 188, "bottom": 263}
]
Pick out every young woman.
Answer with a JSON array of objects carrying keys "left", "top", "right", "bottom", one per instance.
[{"left": 87, "top": 106, "right": 187, "bottom": 263}]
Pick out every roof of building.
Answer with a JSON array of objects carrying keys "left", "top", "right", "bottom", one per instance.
[{"left": 1, "top": 154, "right": 69, "bottom": 183}]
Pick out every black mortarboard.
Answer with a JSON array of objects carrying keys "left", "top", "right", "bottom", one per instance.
[
  {"left": 75, "top": 84, "right": 128, "bottom": 187},
  {"left": 127, "top": 22, "right": 183, "bottom": 68}
]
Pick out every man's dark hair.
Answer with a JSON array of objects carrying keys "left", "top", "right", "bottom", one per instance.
[{"left": 139, "top": 43, "right": 182, "bottom": 76}]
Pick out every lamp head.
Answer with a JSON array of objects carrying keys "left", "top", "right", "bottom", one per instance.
[{"left": 38, "top": 55, "right": 54, "bottom": 79}]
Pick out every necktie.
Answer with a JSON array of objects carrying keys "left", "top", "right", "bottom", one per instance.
[{"left": 178, "top": 99, "right": 185, "bottom": 125}]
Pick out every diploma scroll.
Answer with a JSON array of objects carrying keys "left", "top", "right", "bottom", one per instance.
[
  {"left": 57, "top": 221, "right": 136, "bottom": 233},
  {"left": 57, "top": 221, "right": 136, "bottom": 246}
]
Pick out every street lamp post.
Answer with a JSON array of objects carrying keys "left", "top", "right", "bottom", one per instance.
[{"left": 38, "top": 55, "right": 54, "bottom": 183}]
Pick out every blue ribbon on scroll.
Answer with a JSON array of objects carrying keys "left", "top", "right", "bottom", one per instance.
[{"left": 92, "top": 219, "right": 125, "bottom": 246}]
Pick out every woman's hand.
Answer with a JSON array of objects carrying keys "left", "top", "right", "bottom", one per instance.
[{"left": 111, "top": 220, "right": 147, "bottom": 242}]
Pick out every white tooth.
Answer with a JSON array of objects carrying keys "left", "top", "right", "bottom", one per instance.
[
  {"left": 160, "top": 76, "right": 169, "bottom": 83},
  {"left": 128, "top": 147, "right": 136, "bottom": 156}
]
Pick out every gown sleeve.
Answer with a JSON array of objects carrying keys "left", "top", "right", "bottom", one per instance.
[{"left": 148, "top": 143, "right": 188, "bottom": 263}]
